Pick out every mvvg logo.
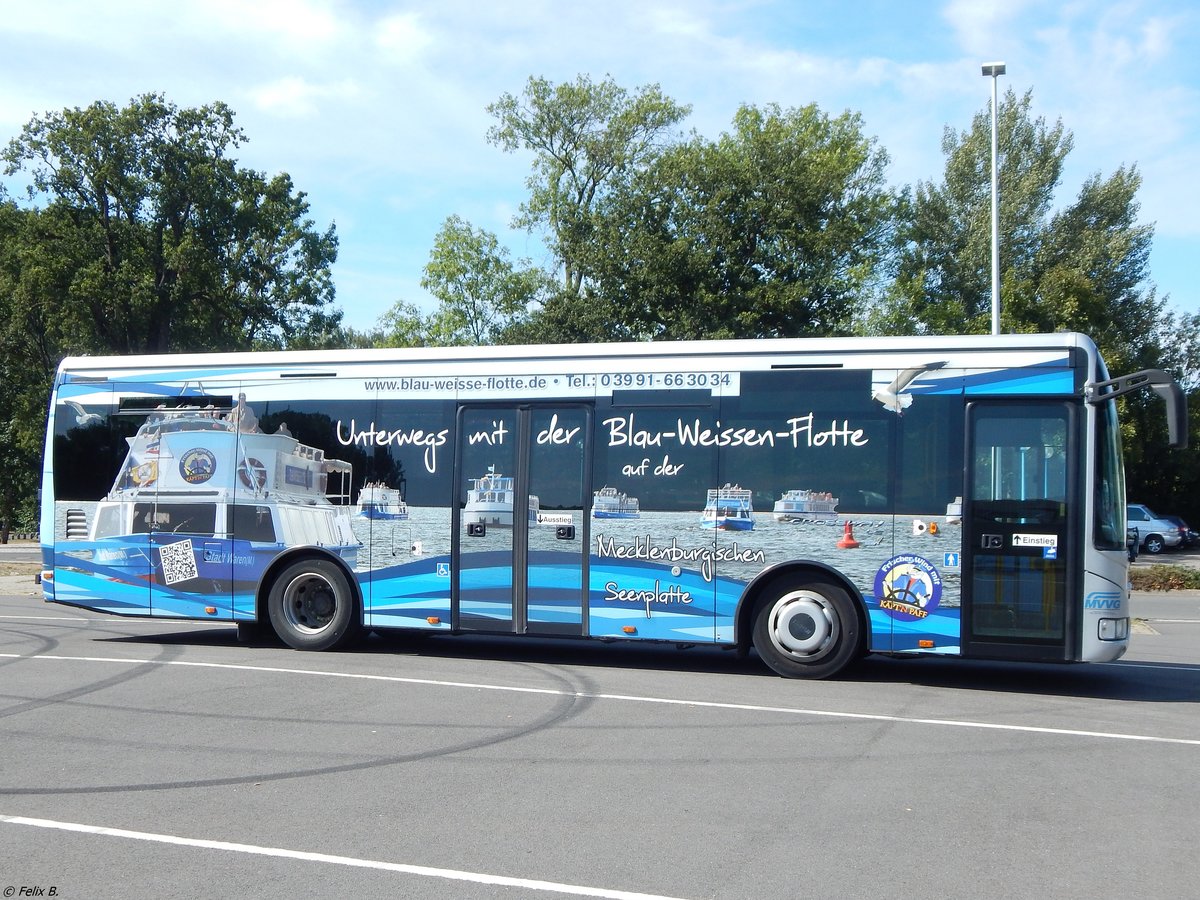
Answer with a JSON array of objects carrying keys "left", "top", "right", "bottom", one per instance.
[{"left": 1084, "top": 591, "right": 1123, "bottom": 611}]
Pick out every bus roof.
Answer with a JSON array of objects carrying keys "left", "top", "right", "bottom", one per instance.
[{"left": 56, "top": 332, "right": 1100, "bottom": 376}]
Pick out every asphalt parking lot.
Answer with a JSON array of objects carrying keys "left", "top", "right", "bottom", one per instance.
[
  {"left": 1, "top": 566, "right": 1198, "bottom": 900},
  {"left": 1133, "top": 543, "right": 1200, "bottom": 568}
]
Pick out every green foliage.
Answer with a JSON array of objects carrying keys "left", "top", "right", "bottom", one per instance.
[
  {"left": 580, "top": 103, "right": 895, "bottom": 339},
  {"left": 374, "top": 301, "right": 437, "bottom": 347},
  {"left": 875, "top": 90, "right": 1076, "bottom": 335},
  {"left": 375, "top": 215, "right": 553, "bottom": 347},
  {"left": 498, "top": 289, "right": 634, "bottom": 345},
  {"left": 0, "top": 202, "right": 50, "bottom": 532},
  {"left": 3, "top": 93, "right": 340, "bottom": 354},
  {"left": 0, "top": 93, "right": 342, "bottom": 529},
  {"left": 487, "top": 74, "right": 690, "bottom": 298},
  {"left": 478, "top": 79, "right": 895, "bottom": 342},
  {"left": 866, "top": 86, "right": 1198, "bottom": 521},
  {"left": 420, "top": 215, "right": 549, "bottom": 344},
  {"left": 872, "top": 89, "right": 1167, "bottom": 365}
]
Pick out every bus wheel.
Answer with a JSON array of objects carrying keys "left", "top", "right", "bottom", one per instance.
[
  {"left": 267, "top": 559, "right": 358, "bottom": 651},
  {"left": 752, "top": 577, "right": 860, "bottom": 679}
]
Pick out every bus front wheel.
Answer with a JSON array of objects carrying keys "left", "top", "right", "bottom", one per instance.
[
  {"left": 752, "top": 577, "right": 860, "bottom": 679},
  {"left": 267, "top": 558, "right": 358, "bottom": 651}
]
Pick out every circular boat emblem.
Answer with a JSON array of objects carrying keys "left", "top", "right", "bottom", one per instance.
[
  {"left": 874, "top": 554, "right": 943, "bottom": 621},
  {"left": 179, "top": 447, "right": 217, "bottom": 484}
]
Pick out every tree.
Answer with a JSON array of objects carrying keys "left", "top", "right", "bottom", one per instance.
[
  {"left": 580, "top": 103, "right": 896, "bottom": 339},
  {"left": 0, "top": 201, "right": 46, "bottom": 538},
  {"left": 877, "top": 89, "right": 1074, "bottom": 335},
  {"left": 0, "top": 94, "right": 342, "bottom": 535},
  {"left": 375, "top": 215, "right": 551, "bottom": 347},
  {"left": 872, "top": 88, "right": 1199, "bottom": 521},
  {"left": 3, "top": 93, "right": 340, "bottom": 354},
  {"left": 1015, "top": 167, "right": 1159, "bottom": 372},
  {"left": 419, "top": 215, "right": 549, "bottom": 344},
  {"left": 487, "top": 74, "right": 690, "bottom": 299}
]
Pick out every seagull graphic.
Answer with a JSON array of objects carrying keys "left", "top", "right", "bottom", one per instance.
[
  {"left": 63, "top": 399, "right": 103, "bottom": 426},
  {"left": 872, "top": 361, "right": 947, "bottom": 414}
]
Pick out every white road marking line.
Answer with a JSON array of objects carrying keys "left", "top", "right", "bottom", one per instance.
[
  {"left": 100, "top": 619, "right": 231, "bottom": 625},
  {"left": 3, "top": 652, "right": 1199, "bottom": 746},
  {"left": 0, "top": 615, "right": 90, "bottom": 621},
  {"left": 1099, "top": 661, "right": 1200, "bottom": 671},
  {"left": 0, "top": 814, "right": 689, "bottom": 900}
]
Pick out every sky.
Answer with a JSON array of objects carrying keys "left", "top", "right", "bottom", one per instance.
[{"left": 1, "top": 0, "right": 1197, "bottom": 333}]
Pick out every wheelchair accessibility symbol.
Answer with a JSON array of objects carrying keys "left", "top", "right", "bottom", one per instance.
[{"left": 436, "top": 563, "right": 450, "bottom": 577}]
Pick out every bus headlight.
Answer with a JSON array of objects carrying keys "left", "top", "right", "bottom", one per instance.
[{"left": 1098, "top": 617, "right": 1129, "bottom": 641}]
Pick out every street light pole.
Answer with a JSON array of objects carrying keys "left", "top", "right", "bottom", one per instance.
[{"left": 981, "top": 61, "right": 1006, "bottom": 336}]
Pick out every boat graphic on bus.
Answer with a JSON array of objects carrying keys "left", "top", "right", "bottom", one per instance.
[
  {"left": 464, "top": 467, "right": 540, "bottom": 527},
  {"left": 700, "top": 485, "right": 755, "bottom": 531},
  {"left": 591, "top": 486, "right": 640, "bottom": 519},
  {"left": 772, "top": 489, "right": 839, "bottom": 522},
  {"left": 355, "top": 482, "right": 409, "bottom": 520},
  {"left": 76, "top": 406, "right": 358, "bottom": 594}
]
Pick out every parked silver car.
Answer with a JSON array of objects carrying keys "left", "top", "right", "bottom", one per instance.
[
  {"left": 1163, "top": 515, "right": 1196, "bottom": 548},
  {"left": 1126, "top": 504, "right": 1183, "bottom": 554}
]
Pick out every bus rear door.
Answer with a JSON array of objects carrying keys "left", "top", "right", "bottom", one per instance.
[{"left": 453, "top": 404, "right": 590, "bottom": 636}]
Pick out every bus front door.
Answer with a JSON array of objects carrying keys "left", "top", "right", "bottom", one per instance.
[
  {"left": 454, "top": 405, "right": 590, "bottom": 635},
  {"left": 962, "top": 401, "right": 1077, "bottom": 661}
]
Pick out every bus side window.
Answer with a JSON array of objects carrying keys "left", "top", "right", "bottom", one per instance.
[{"left": 230, "top": 505, "right": 277, "bottom": 542}]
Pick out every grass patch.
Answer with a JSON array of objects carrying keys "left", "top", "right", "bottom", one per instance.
[
  {"left": 0, "top": 562, "right": 41, "bottom": 577},
  {"left": 1130, "top": 564, "right": 1200, "bottom": 591}
]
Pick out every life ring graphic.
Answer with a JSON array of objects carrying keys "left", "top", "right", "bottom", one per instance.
[{"left": 239, "top": 457, "right": 268, "bottom": 491}]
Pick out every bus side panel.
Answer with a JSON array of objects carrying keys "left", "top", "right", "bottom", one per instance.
[
  {"left": 348, "top": 391, "right": 456, "bottom": 631},
  {"left": 360, "top": 558, "right": 453, "bottom": 631},
  {"left": 585, "top": 556, "right": 738, "bottom": 642},
  {"left": 581, "top": 366, "right": 972, "bottom": 653}
]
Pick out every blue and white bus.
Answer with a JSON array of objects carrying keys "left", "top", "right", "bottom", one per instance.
[{"left": 39, "top": 333, "right": 1186, "bottom": 678}]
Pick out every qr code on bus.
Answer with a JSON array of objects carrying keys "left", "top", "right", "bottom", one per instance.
[{"left": 159, "top": 538, "right": 198, "bottom": 585}]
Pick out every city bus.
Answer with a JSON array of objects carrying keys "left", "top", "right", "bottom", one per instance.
[{"left": 39, "top": 333, "right": 1187, "bottom": 678}]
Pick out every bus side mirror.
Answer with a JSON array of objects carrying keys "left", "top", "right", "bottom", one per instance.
[{"left": 1087, "top": 369, "right": 1189, "bottom": 449}]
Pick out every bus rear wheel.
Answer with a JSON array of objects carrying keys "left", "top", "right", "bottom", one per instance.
[
  {"left": 267, "top": 558, "right": 358, "bottom": 651},
  {"left": 752, "top": 577, "right": 860, "bottom": 679}
]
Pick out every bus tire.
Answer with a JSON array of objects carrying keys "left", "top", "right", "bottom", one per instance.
[
  {"left": 752, "top": 576, "right": 860, "bottom": 679},
  {"left": 267, "top": 558, "right": 358, "bottom": 651}
]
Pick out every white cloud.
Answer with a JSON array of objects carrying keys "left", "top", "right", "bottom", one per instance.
[
  {"left": 374, "top": 12, "right": 435, "bottom": 58},
  {"left": 193, "top": 0, "right": 351, "bottom": 50},
  {"left": 942, "top": 0, "right": 1035, "bottom": 56},
  {"left": 245, "top": 76, "right": 362, "bottom": 119}
]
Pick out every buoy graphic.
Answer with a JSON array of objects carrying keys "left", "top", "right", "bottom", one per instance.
[{"left": 837, "top": 521, "right": 860, "bottom": 549}]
